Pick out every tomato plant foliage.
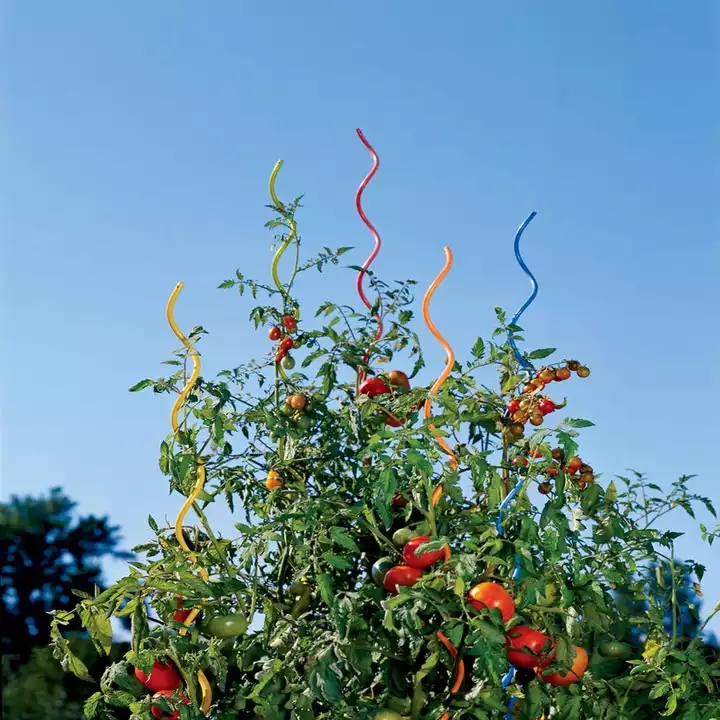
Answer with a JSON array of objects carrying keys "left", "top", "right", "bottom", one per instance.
[{"left": 51, "top": 196, "right": 720, "bottom": 720}]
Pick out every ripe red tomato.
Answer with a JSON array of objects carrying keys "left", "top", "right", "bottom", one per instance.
[
  {"left": 512, "top": 457, "right": 529, "bottom": 468},
  {"left": 506, "top": 399, "right": 521, "bottom": 414},
  {"left": 282, "top": 315, "right": 297, "bottom": 331},
  {"left": 566, "top": 457, "right": 583, "bottom": 473},
  {"left": 538, "top": 399, "right": 556, "bottom": 415},
  {"left": 506, "top": 625, "right": 552, "bottom": 669},
  {"left": 402, "top": 536, "right": 448, "bottom": 569},
  {"left": 546, "top": 467, "right": 559, "bottom": 478},
  {"left": 554, "top": 367, "right": 571, "bottom": 381},
  {"left": 467, "top": 582, "right": 515, "bottom": 623},
  {"left": 551, "top": 448, "right": 564, "bottom": 462},
  {"left": 383, "top": 565, "right": 424, "bottom": 594},
  {"left": 275, "top": 349, "right": 287, "bottom": 363},
  {"left": 529, "top": 449, "right": 544, "bottom": 459},
  {"left": 281, "top": 337, "right": 295, "bottom": 351},
  {"left": 539, "top": 645, "right": 588, "bottom": 686},
  {"left": 359, "top": 377, "right": 390, "bottom": 398},
  {"left": 391, "top": 492, "right": 408, "bottom": 509},
  {"left": 386, "top": 370, "right": 410, "bottom": 391},
  {"left": 134, "top": 660, "right": 181, "bottom": 692},
  {"left": 268, "top": 326, "right": 282, "bottom": 341},
  {"left": 151, "top": 690, "right": 190, "bottom": 720}
]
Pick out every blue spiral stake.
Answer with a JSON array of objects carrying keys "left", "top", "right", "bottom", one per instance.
[
  {"left": 501, "top": 211, "right": 538, "bottom": 718},
  {"left": 507, "top": 211, "right": 538, "bottom": 373}
]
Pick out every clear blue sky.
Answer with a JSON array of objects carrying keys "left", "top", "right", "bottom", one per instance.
[{"left": 2, "top": 2, "right": 719, "bottom": 630}]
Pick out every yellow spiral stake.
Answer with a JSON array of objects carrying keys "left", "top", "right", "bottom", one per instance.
[
  {"left": 165, "top": 282, "right": 212, "bottom": 715},
  {"left": 422, "top": 247, "right": 459, "bottom": 487},
  {"left": 268, "top": 160, "right": 300, "bottom": 319}
]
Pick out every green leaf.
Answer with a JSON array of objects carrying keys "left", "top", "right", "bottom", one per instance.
[
  {"left": 84, "top": 692, "right": 103, "bottom": 719},
  {"left": 131, "top": 597, "right": 148, "bottom": 654},
  {"left": 128, "top": 379, "right": 152, "bottom": 392},
  {"left": 471, "top": 337, "right": 485, "bottom": 359},
  {"left": 308, "top": 648, "right": 342, "bottom": 704},
  {"left": 661, "top": 692, "right": 678, "bottom": 716},
  {"left": 80, "top": 604, "right": 113, "bottom": 655},
  {"left": 528, "top": 348, "right": 556, "bottom": 360},
  {"left": 323, "top": 552, "right": 353, "bottom": 570},
  {"left": 218, "top": 279, "right": 235, "bottom": 289},
  {"left": 330, "top": 527, "right": 360, "bottom": 552},
  {"left": 563, "top": 418, "right": 595, "bottom": 428},
  {"left": 649, "top": 680, "right": 670, "bottom": 700}
]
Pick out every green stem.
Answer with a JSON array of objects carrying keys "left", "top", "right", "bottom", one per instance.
[{"left": 357, "top": 518, "right": 399, "bottom": 556}]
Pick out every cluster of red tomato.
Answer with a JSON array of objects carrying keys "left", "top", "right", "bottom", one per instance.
[
  {"left": 374, "top": 536, "right": 588, "bottom": 688},
  {"left": 358, "top": 369, "right": 415, "bottom": 427},
  {"left": 269, "top": 314, "right": 299, "bottom": 367},
  {"left": 514, "top": 447, "right": 595, "bottom": 495},
  {"left": 504, "top": 361, "right": 590, "bottom": 440},
  {"left": 134, "top": 660, "right": 189, "bottom": 719}
]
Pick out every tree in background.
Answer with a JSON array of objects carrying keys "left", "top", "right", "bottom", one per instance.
[
  {"left": 1, "top": 487, "right": 132, "bottom": 661},
  {"left": 49, "top": 145, "right": 720, "bottom": 719}
]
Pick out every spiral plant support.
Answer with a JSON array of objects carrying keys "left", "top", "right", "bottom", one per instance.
[
  {"left": 354, "top": 128, "right": 385, "bottom": 383},
  {"left": 500, "top": 210, "right": 540, "bottom": 719},
  {"left": 421, "top": 247, "right": 464, "bottom": 720},
  {"left": 166, "top": 282, "right": 213, "bottom": 715}
]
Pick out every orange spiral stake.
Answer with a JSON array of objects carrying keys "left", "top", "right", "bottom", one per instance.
[
  {"left": 422, "top": 247, "right": 459, "bottom": 508},
  {"left": 166, "top": 282, "right": 213, "bottom": 715}
]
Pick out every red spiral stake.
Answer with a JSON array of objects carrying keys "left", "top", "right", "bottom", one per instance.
[{"left": 355, "top": 128, "right": 384, "bottom": 382}]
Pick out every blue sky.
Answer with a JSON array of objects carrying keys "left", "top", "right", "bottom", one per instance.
[{"left": 2, "top": 2, "right": 719, "bottom": 631}]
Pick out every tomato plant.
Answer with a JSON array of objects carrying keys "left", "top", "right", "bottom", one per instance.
[{"left": 52, "top": 168, "right": 720, "bottom": 720}]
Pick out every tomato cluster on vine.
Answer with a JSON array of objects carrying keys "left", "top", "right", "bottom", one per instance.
[
  {"left": 503, "top": 360, "right": 590, "bottom": 441},
  {"left": 269, "top": 314, "right": 299, "bottom": 368}
]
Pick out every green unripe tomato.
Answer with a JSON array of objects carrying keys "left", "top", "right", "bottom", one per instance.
[
  {"left": 281, "top": 355, "right": 296, "bottom": 370},
  {"left": 266, "top": 415, "right": 279, "bottom": 429},
  {"left": 374, "top": 712, "right": 405, "bottom": 720},
  {"left": 371, "top": 557, "right": 394, "bottom": 587},
  {"left": 296, "top": 415, "right": 312, "bottom": 431},
  {"left": 598, "top": 640, "right": 632, "bottom": 660},
  {"left": 392, "top": 527, "right": 417, "bottom": 547},
  {"left": 280, "top": 402, "right": 294, "bottom": 417},
  {"left": 204, "top": 613, "right": 249, "bottom": 638}
]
